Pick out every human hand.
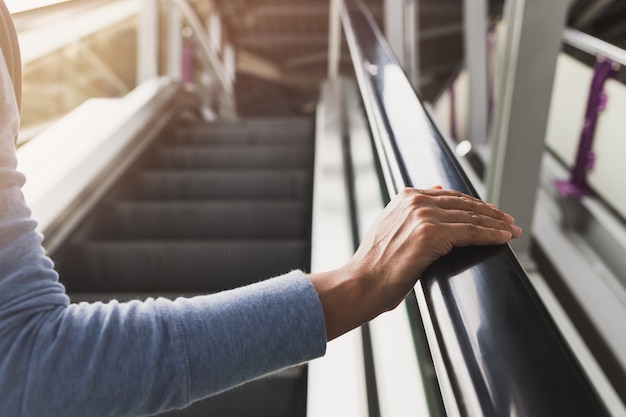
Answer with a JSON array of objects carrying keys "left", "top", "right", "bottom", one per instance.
[{"left": 309, "top": 186, "right": 521, "bottom": 340}]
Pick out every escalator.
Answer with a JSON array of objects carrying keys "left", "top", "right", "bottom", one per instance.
[
  {"left": 23, "top": 0, "right": 621, "bottom": 415},
  {"left": 49, "top": 115, "right": 315, "bottom": 417}
]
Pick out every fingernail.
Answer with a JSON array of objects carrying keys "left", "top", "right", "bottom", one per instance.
[
  {"left": 500, "top": 230, "right": 513, "bottom": 240},
  {"left": 504, "top": 213, "right": 515, "bottom": 223},
  {"left": 511, "top": 225, "right": 522, "bottom": 236}
]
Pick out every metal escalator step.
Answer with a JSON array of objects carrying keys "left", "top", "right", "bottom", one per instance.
[
  {"left": 151, "top": 146, "right": 311, "bottom": 170},
  {"left": 132, "top": 170, "right": 311, "bottom": 200},
  {"left": 97, "top": 200, "right": 308, "bottom": 239},
  {"left": 171, "top": 129, "right": 312, "bottom": 145},
  {"left": 174, "top": 119, "right": 313, "bottom": 145},
  {"left": 67, "top": 240, "right": 308, "bottom": 292},
  {"left": 156, "top": 365, "right": 307, "bottom": 417},
  {"left": 184, "top": 117, "right": 312, "bottom": 129}
]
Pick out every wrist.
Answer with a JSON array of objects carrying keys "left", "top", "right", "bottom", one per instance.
[{"left": 308, "top": 265, "right": 370, "bottom": 341}]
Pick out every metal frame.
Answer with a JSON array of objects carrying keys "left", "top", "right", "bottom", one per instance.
[
  {"left": 485, "top": 0, "right": 570, "bottom": 256},
  {"left": 383, "top": 0, "right": 419, "bottom": 89},
  {"left": 328, "top": 0, "right": 342, "bottom": 78},
  {"left": 339, "top": 0, "right": 611, "bottom": 414},
  {"left": 462, "top": 0, "right": 488, "bottom": 145},
  {"left": 307, "top": 78, "right": 369, "bottom": 417},
  {"left": 343, "top": 78, "right": 433, "bottom": 417},
  {"left": 404, "top": 0, "right": 419, "bottom": 90},
  {"left": 167, "top": 0, "right": 234, "bottom": 117},
  {"left": 534, "top": 151, "right": 626, "bottom": 410},
  {"left": 137, "top": 0, "right": 158, "bottom": 82},
  {"left": 563, "top": 27, "right": 626, "bottom": 67}
]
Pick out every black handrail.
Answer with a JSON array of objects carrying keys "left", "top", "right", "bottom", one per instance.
[{"left": 340, "top": 0, "right": 611, "bottom": 415}]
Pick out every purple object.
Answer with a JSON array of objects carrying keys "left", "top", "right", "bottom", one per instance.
[
  {"left": 555, "top": 58, "right": 617, "bottom": 197},
  {"left": 182, "top": 40, "right": 195, "bottom": 84}
]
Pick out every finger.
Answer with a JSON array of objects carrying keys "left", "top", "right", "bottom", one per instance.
[
  {"left": 401, "top": 187, "right": 483, "bottom": 206},
  {"left": 412, "top": 205, "right": 522, "bottom": 239},
  {"left": 441, "top": 209, "right": 523, "bottom": 239},
  {"left": 398, "top": 188, "right": 520, "bottom": 234},
  {"left": 428, "top": 208, "right": 513, "bottom": 231},
  {"left": 443, "top": 223, "right": 513, "bottom": 248},
  {"left": 417, "top": 188, "right": 487, "bottom": 207},
  {"left": 426, "top": 194, "right": 508, "bottom": 221}
]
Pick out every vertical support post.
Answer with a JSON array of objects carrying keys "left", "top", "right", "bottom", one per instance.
[
  {"left": 404, "top": 0, "right": 419, "bottom": 90},
  {"left": 384, "top": 0, "right": 405, "bottom": 66},
  {"left": 223, "top": 43, "right": 236, "bottom": 87},
  {"left": 328, "top": 0, "right": 342, "bottom": 78},
  {"left": 137, "top": 0, "right": 159, "bottom": 83},
  {"left": 209, "top": 13, "right": 222, "bottom": 55},
  {"left": 486, "top": 0, "right": 570, "bottom": 256},
  {"left": 182, "top": 40, "right": 194, "bottom": 84},
  {"left": 385, "top": 0, "right": 419, "bottom": 89},
  {"left": 166, "top": 1, "right": 183, "bottom": 81},
  {"left": 463, "top": 0, "right": 489, "bottom": 144}
]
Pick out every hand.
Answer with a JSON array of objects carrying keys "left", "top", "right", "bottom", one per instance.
[{"left": 309, "top": 186, "right": 522, "bottom": 340}]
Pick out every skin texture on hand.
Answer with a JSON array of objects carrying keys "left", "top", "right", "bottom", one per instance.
[{"left": 308, "top": 186, "right": 522, "bottom": 341}]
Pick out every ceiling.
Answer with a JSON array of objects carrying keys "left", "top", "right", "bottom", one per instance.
[
  {"left": 213, "top": 0, "right": 471, "bottom": 117},
  {"left": 212, "top": 0, "right": 380, "bottom": 116},
  {"left": 213, "top": 0, "right": 626, "bottom": 118}
]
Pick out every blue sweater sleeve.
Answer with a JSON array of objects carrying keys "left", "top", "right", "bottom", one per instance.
[{"left": 0, "top": 39, "right": 327, "bottom": 417}]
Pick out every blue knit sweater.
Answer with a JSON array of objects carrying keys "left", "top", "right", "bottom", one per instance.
[{"left": 0, "top": 6, "right": 327, "bottom": 415}]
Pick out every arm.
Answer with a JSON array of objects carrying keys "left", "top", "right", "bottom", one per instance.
[
  {"left": 0, "top": 45, "right": 325, "bottom": 417},
  {"left": 310, "top": 187, "right": 522, "bottom": 340}
]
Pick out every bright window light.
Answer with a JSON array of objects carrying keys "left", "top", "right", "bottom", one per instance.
[{"left": 6, "top": 0, "right": 70, "bottom": 14}]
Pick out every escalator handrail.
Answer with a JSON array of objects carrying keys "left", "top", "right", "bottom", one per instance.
[{"left": 339, "top": 0, "right": 611, "bottom": 415}]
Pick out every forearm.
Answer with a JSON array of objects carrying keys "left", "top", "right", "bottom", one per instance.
[{"left": 1, "top": 271, "right": 326, "bottom": 417}]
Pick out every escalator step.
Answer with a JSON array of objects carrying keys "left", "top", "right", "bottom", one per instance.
[
  {"left": 131, "top": 170, "right": 311, "bottom": 200},
  {"left": 150, "top": 145, "right": 311, "bottom": 170},
  {"left": 170, "top": 129, "right": 312, "bottom": 146},
  {"left": 64, "top": 240, "right": 308, "bottom": 292},
  {"left": 174, "top": 119, "right": 312, "bottom": 145},
  {"left": 95, "top": 200, "right": 308, "bottom": 239},
  {"left": 156, "top": 366, "right": 307, "bottom": 417}
]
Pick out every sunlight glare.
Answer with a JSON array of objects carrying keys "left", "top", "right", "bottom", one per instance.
[{"left": 6, "top": 0, "right": 70, "bottom": 14}]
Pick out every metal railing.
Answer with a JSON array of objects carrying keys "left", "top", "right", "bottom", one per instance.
[
  {"left": 563, "top": 28, "right": 626, "bottom": 68},
  {"left": 339, "top": 0, "right": 611, "bottom": 415}
]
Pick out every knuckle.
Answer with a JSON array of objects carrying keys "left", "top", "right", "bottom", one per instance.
[
  {"left": 467, "top": 223, "right": 480, "bottom": 239},
  {"left": 469, "top": 212, "right": 483, "bottom": 225},
  {"left": 410, "top": 206, "right": 434, "bottom": 223},
  {"left": 416, "top": 220, "right": 437, "bottom": 237},
  {"left": 408, "top": 192, "right": 429, "bottom": 208},
  {"left": 460, "top": 195, "right": 476, "bottom": 206},
  {"left": 399, "top": 187, "right": 414, "bottom": 199}
]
